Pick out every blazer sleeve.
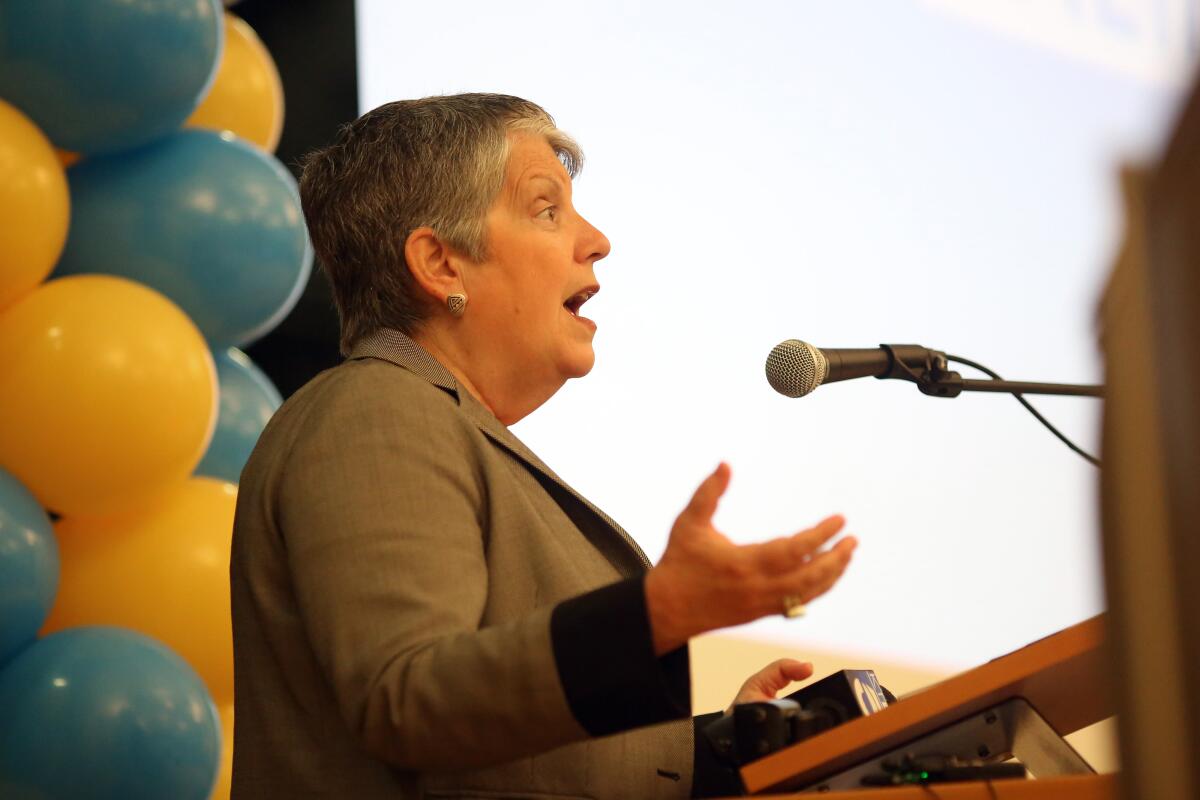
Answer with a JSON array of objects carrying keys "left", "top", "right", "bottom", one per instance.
[{"left": 276, "top": 365, "right": 687, "bottom": 771}]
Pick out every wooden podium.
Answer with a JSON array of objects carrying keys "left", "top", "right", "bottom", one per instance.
[{"left": 736, "top": 616, "right": 1115, "bottom": 797}]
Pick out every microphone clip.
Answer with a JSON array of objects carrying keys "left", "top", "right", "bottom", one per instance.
[{"left": 877, "top": 345, "right": 965, "bottom": 398}]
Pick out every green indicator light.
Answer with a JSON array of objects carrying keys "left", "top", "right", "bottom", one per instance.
[{"left": 920, "top": 771, "right": 930, "bottom": 780}]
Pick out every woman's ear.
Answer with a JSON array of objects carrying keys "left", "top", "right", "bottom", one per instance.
[{"left": 404, "top": 226, "right": 466, "bottom": 304}]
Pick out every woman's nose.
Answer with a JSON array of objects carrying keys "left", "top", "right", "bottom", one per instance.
[{"left": 578, "top": 214, "right": 611, "bottom": 263}]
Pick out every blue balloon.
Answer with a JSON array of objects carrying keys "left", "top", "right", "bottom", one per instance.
[
  {"left": 0, "top": 0, "right": 222, "bottom": 155},
  {"left": 0, "top": 627, "right": 220, "bottom": 800},
  {"left": 0, "top": 468, "right": 57, "bottom": 667},
  {"left": 196, "top": 347, "right": 283, "bottom": 483},
  {"left": 55, "top": 129, "right": 313, "bottom": 346}
]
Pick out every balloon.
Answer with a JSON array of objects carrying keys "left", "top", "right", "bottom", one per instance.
[
  {"left": 44, "top": 478, "right": 238, "bottom": 702},
  {"left": 196, "top": 347, "right": 282, "bottom": 483},
  {"left": 187, "top": 13, "right": 284, "bottom": 152},
  {"left": 0, "top": 98, "right": 69, "bottom": 312},
  {"left": 0, "top": 0, "right": 223, "bottom": 155},
  {"left": 0, "top": 275, "right": 217, "bottom": 518},
  {"left": 210, "top": 703, "right": 234, "bottom": 800},
  {"left": 0, "top": 467, "right": 57, "bottom": 666},
  {"left": 0, "top": 626, "right": 220, "bottom": 800},
  {"left": 55, "top": 129, "right": 312, "bottom": 346}
]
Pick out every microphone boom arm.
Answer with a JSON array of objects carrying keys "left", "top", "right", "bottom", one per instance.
[
  {"left": 875, "top": 345, "right": 1104, "bottom": 399},
  {"left": 958, "top": 379, "right": 1103, "bottom": 397}
]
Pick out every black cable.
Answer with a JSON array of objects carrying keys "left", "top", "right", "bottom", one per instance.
[{"left": 944, "top": 354, "right": 1102, "bottom": 468}]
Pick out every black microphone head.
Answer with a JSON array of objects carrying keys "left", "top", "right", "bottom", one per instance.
[{"left": 766, "top": 340, "right": 829, "bottom": 398}]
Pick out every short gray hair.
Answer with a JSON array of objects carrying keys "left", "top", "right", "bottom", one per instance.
[{"left": 299, "top": 94, "right": 583, "bottom": 355}]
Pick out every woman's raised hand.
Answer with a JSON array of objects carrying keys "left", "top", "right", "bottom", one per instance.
[{"left": 643, "top": 463, "right": 857, "bottom": 655}]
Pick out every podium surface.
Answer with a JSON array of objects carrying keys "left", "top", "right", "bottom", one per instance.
[
  {"left": 740, "top": 616, "right": 1110, "bottom": 794},
  {"left": 752, "top": 773, "right": 1116, "bottom": 799}
]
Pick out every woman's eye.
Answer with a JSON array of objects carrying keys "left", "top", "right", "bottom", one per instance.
[{"left": 537, "top": 205, "right": 558, "bottom": 222}]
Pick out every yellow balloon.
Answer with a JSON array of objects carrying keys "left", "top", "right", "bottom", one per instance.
[
  {"left": 0, "top": 275, "right": 217, "bottom": 517},
  {"left": 0, "top": 98, "right": 70, "bottom": 312},
  {"left": 186, "top": 13, "right": 284, "bottom": 152},
  {"left": 210, "top": 703, "right": 234, "bottom": 800},
  {"left": 44, "top": 477, "right": 238, "bottom": 702}
]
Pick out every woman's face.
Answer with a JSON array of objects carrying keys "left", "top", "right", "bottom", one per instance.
[{"left": 460, "top": 134, "right": 611, "bottom": 406}]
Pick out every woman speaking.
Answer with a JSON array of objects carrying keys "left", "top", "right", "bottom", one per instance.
[{"left": 229, "top": 93, "right": 857, "bottom": 799}]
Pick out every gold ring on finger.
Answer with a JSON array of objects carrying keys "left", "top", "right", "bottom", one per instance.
[{"left": 781, "top": 595, "right": 806, "bottom": 619}]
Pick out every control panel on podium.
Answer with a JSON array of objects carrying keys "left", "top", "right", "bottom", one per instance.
[{"left": 730, "top": 616, "right": 1111, "bottom": 795}]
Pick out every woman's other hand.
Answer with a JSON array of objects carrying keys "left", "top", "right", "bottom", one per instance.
[
  {"left": 644, "top": 463, "right": 857, "bottom": 655},
  {"left": 727, "top": 659, "right": 814, "bottom": 712}
]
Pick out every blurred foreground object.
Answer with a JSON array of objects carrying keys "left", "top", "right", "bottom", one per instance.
[{"left": 1099, "top": 73, "right": 1200, "bottom": 800}]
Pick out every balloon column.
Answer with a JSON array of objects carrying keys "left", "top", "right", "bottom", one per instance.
[{"left": 0, "top": 3, "right": 302, "bottom": 798}]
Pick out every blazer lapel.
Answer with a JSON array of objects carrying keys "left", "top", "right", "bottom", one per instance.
[
  {"left": 459, "top": 395, "right": 652, "bottom": 576},
  {"left": 348, "top": 329, "right": 652, "bottom": 577}
]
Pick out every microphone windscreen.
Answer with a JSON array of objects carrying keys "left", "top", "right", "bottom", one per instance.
[{"left": 766, "top": 340, "right": 828, "bottom": 397}]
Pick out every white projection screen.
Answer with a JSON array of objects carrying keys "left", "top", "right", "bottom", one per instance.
[{"left": 357, "top": 1, "right": 1194, "bottom": 672}]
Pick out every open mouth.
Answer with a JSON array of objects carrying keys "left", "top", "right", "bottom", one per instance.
[{"left": 563, "top": 285, "right": 599, "bottom": 317}]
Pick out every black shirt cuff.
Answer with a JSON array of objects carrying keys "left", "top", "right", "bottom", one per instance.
[{"left": 550, "top": 576, "right": 691, "bottom": 736}]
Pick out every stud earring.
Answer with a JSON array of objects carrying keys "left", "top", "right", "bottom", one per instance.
[{"left": 447, "top": 293, "right": 468, "bottom": 317}]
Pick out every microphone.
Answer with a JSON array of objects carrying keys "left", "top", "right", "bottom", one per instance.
[
  {"left": 700, "top": 670, "right": 894, "bottom": 768},
  {"left": 765, "top": 340, "right": 943, "bottom": 398},
  {"left": 765, "top": 339, "right": 1106, "bottom": 466}
]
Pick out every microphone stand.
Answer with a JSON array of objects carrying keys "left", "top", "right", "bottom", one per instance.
[
  {"left": 952, "top": 379, "right": 1102, "bottom": 398},
  {"left": 877, "top": 345, "right": 1104, "bottom": 399},
  {"left": 876, "top": 345, "right": 1103, "bottom": 466}
]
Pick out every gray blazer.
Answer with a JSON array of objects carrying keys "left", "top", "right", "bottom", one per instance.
[{"left": 230, "top": 328, "right": 695, "bottom": 799}]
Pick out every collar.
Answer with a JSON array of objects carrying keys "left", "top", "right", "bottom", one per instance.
[{"left": 348, "top": 327, "right": 460, "bottom": 398}]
